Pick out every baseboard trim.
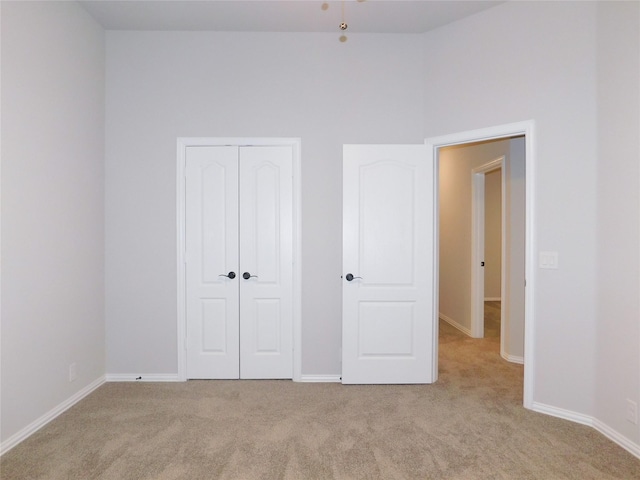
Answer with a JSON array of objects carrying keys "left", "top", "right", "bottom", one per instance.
[
  {"left": 484, "top": 297, "right": 501, "bottom": 301},
  {"left": 531, "top": 401, "right": 592, "bottom": 426},
  {"left": 532, "top": 401, "right": 640, "bottom": 460},
  {"left": 0, "top": 375, "right": 105, "bottom": 456},
  {"left": 501, "top": 352, "right": 524, "bottom": 364},
  {"left": 300, "top": 374, "right": 342, "bottom": 383},
  {"left": 105, "top": 373, "right": 181, "bottom": 382},
  {"left": 439, "top": 313, "right": 472, "bottom": 337},
  {"left": 592, "top": 418, "right": 640, "bottom": 459}
]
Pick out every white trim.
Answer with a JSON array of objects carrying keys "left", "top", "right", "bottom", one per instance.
[
  {"left": 292, "top": 141, "right": 303, "bottom": 382},
  {"left": 501, "top": 353, "right": 524, "bottom": 365},
  {"left": 593, "top": 418, "right": 640, "bottom": 460},
  {"left": 532, "top": 401, "right": 594, "bottom": 426},
  {"left": 300, "top": 374, "right": 342, "bottom": 383},
  {"left": 176, "top": 137, "right": 302, "bottom": 382},
  {"left": 471, "top": 156, "right": 505, "bottom": 340},
  {"left": 439, "top": 313, "right": 473, "bottom": 337},
  {"left": 428, "top": 142, "right": 440, "bottom": 383},
  {"left": 484, "top": 297, "right": 502, "bottom": 302},
  {"left": 0, "top": 376, "right": 105, "bottom": 456},
  {"left": 427, "top": 119, "right": 536, "bottom": 410},
  {"left": 532, "top": 402, "right": 640, "bottom": 460},
  {"left": 105, "top": 374, "right": 180, "bottom": 382},
  {"left": 177, "top": 141, "right": 187, "bottom": 381}
]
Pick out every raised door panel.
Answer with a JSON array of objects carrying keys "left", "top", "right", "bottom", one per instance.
[
  {"left": 185, "top": 146, "right": 240, "bottom": 379},
  {"left": 360, "top": 161, "right": 417, "bottom": 286},
  {"left": 239, "top": 146, "right": 293, "bottom": 379}
]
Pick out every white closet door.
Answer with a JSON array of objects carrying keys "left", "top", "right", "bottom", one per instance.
[
  {"left": 185, "top": 146, "right": 240, "bottom": 379},
  {"left": 239, "top": 146, "right": 294, "bottom": 379},
  {"left": 342, "top": 144, "right": 435, "bottom": 384}
]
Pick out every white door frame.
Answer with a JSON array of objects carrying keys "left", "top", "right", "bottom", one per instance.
[
  {"left": 427, "top": 120, "right": 535, "bottom": 409},
  {"left": 471, "top": 156, "right": 505, "bottom": 340},
  {"left": 176, "top": 137, "right": 302, "bottom": 382}
]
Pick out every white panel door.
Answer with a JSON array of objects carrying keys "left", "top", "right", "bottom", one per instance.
[
  {"left": 239, "top": 146, "right": 293, "bottom": 379},
  {"left": 186, "top": 146, "right": 240, "bottom": 379},
  {"left": 185, "top": 145, "right": 293, "bottom": 379},
  {"left": 342, "top": 144, "right": 435, "bottom": 384}
]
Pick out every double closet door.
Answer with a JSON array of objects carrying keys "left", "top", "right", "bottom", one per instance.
[{"left": 185, "top": 145, "right": 293, "bottom": 379}]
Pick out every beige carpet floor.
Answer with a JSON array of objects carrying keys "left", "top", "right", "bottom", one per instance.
[{"left": 2, "top": 303, "right": 639, "bottom": 479}]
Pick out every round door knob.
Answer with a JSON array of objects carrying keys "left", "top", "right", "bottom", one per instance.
[
  {"left": 219, "top": 271, "right": 236, "bottom": 279},
  {"left": 243, "top": 272, "right": 258, "bottom": 280}
]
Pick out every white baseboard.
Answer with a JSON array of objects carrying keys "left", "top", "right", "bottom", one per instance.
[
  {"left": 532, "top": 401, "right": 640, "bottom": 460},
  {"left": 439, "top": 313, "right": 472, "bottom": 337},
  {"left": 105, "top": 373, "right": 181, "bottom": 382},
  {"left": 484, "top": 297, "right": 501, "bottom": 301},
  {"left": 107, "top": 374, "right": 340, "bottom": 383},
  {"left": 501, "top": 352, "right": 524, "bottom": 364},
  {"left": 300, "top": 374, "right": 341, "bottom": 383},
  {"left": 0, "top": 375, "right": 105, "bottom": 456},
  {"left": 531, "top": 401, "right": 593, "bottom": 426},
  {"left": 592, "top": 418, "right": 640, "bottom": 459},
  {"left": 108, "top": 373, "right": 339, "bottom": 383}
]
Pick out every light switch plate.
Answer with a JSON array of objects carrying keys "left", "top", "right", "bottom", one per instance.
[{"left": 539, "top": 251, "right": 559, "bottom": 269}]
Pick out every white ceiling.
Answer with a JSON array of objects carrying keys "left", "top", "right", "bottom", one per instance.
[{"left": 79, "top": 1, "right": 503, "bottom": 33}]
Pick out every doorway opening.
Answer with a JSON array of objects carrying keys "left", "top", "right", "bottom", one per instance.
[
  {"left": 474, "top": 164, "right": 505, "bottom": 341},
  {"left": 427, "top": 121, "right": 534, "bottom": 408},
  {"left": 471, "top": 158, "right": 504, "bottom": 342}
]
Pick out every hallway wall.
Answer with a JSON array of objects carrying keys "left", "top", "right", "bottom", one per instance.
[{"left": 438, "top": 138, "right": 524, "bottom": 360}]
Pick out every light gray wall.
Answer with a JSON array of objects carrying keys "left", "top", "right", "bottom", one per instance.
[
  {"left": 104, "top": 32, "right": 425, "bottom": 375},
  {"left": 424, "top": 0, "right": 599, "bottom": 416},
  {"left": 1, "top": 1, "right": 105, "bottom": 443},
  {"left": 595, "top": 1, "right": 640, "bottom": 443},
  {"left": 484, "top": 169, "right": 502, "bottom": 300}
]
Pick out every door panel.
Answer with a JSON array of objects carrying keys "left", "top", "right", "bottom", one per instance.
[
  {"left": 342, "top": 144, "right": 435, "bottom": 384},
  {"left": 186, "top": 146, "right": 240, "bottom": 379},
  {"left": 239, "top": 146, "right": 294, "bottom": 378},
  {"left": 361, "top": 162, "right": 417, "bottom": 286},
  {"left": 359, "top": 301, "right": 415, "bottom": 355},
  {"left": 201, "top": 300, "right": 228, "bottom": 351},
  {"left": 254, "top": 298, "right": 281, "bottom": 351}
]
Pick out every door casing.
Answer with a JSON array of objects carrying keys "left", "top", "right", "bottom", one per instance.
[
  {"left": 176, "top": 137, "right": 302, "bottom": 382},
  {"left": 471, "top": 156, "right": 505, "bottom": 341},
  {"left": 427, "top": 120, "right": 535, "bottom": 409}
]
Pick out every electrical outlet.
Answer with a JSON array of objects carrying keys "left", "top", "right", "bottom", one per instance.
[
  {"left": 69, "top": 363, "right": 77, "bottom": 382},
  {"left": 626, "top": 399, "right": 637, "bottom": 424}
]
